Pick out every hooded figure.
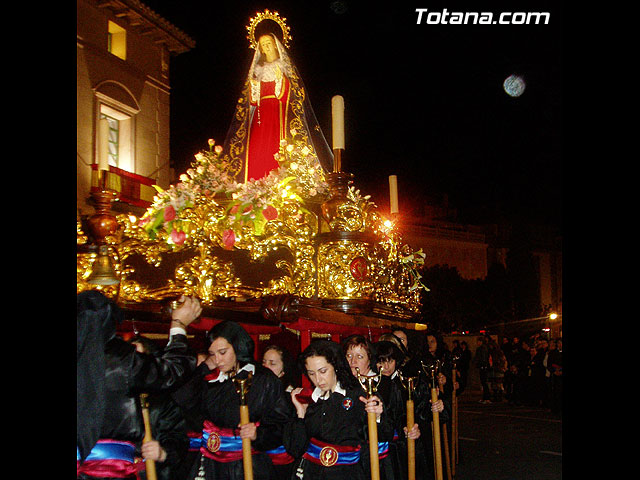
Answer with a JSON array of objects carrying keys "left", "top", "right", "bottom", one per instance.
[
  {"left": 77, "top": 291, "right": 198, "bottom": 479},
  {"left": 77, "top": 290, "right": 121, "bottom": 462}
]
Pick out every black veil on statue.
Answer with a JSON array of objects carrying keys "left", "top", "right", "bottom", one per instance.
[{"left": 221, "top": 13, "right": 334, "bottom": 182}]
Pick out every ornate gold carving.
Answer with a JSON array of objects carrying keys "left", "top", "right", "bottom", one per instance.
[
  {"left": 317, "top": 240, "right": 373, "bottom": 300},
  {"left": 77, "top": 133, "right": 428, "bottom": 317}
]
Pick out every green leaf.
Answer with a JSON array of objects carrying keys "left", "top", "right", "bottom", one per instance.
[{"left": 253, "top": 211, "right": 267, "bottom": 235}]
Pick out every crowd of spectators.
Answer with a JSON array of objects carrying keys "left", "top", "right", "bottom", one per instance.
[{"left": 473, "top": 333, "right": 563, "bottom": 415}]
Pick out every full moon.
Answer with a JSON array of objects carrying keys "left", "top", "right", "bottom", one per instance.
[{"left": 503, "top": 74, "right": 526, "bottom": 97}]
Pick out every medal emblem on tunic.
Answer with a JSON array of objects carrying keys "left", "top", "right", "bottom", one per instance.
[
  {"left": 342, "top": 397, "right": 353, "bottom": 410},
  {"left": 319, "top": 446, "right": 339, "bottom": 466},
  {"left": 207, "top": 432, "right": 221, "bottom": 453}
]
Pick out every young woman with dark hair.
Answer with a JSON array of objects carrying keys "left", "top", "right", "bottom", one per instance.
[
  {"left": 285, "top": 339, "right": 392, "bottom": 479},
  {"left": 173, "top": 320, "right": 294, "bottom": 480}
]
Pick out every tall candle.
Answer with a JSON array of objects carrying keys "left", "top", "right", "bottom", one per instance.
[
  {"left": 389, "top": 175, "right": 399, "bottom": 214},
  {"left": 98, "top": 118, "right": 110, "bottom": 171},
  {"left": 331, "top": 95, "right": 345, "bottom": 150}
]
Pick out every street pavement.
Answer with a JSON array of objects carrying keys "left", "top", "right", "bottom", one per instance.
[{"left": 447, "top": 389, "right": 562, "bottom": 480}]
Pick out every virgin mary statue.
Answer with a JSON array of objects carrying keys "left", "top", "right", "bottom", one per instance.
[{"left": 221, "top": 10, "right": 334, "bottom": 183}]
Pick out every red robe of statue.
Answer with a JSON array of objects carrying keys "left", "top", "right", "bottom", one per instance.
[{"left": 246, "top": 77, "right": 290, "bottom": 182}]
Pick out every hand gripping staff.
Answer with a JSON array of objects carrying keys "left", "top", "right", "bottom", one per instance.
[
  {"left": 140, "top": 393, "right": 157, "bottom": 480},
  {"left": 233, "top": 373, "right": 254, "bottom": 480},
  {"left": 421, "top": 360, "right": 444, "bottom": 480},
  {"left": 355, "top": 368, "right": 383, "bottom": 480},
  {"left": 398, "top": 372, "right": 418, "bottom": 480}
]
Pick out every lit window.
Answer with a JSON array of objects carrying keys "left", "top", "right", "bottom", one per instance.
[
  {"left": 100, "top": 113, "right": 119, "bottom": 167},
  {"left": 108, "top": 21, "right": 126, "bottom": 60},
  {"left": 99, "top": 104, "right": 134, "bottom": 173}
]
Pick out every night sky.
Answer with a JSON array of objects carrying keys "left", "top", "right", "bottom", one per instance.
[{"left": 141, "top": 0, "right": 562, "bottom": 229}]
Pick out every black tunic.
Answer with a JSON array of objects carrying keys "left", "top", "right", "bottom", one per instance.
[
  {"left": 387, "top": 373, "right": 431, "bottom": 480},
  {"left": 361, "top": 375, "right": 403, "bottom": 480},
  {"left": 184, "top": 364, "right": 294, "bottom": 480},
  {"left": 284, "top": 384, "right": 393, "bottom": 480},
  {"left": 78, "top": 333, "right": 196, "bottom": 480}
]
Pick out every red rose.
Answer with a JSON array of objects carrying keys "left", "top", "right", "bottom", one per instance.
[
  {"left": 222, "top": 229, "right": 235, "bottom": 250},
  {"left": 242, "top": 204, "right": 253, "bottom": 215},
  {"left": 262, "top": 205, "right": 278, "bottom": 221},
  {"left": 170, "top": 229, "right": 186, "bottom": 245},
  {"left": 164, "top": 205, "right": 176, "bottom": 222}
]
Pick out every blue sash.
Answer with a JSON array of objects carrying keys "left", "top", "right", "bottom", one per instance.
[
  {"left": 76, "top": 440, "right": 137, "bottom": 463},
  {"left": 303, "top": 438, "right": 361, "bottom": 466}
]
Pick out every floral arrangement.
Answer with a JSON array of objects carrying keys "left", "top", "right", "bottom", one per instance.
[
  {"left": 138, "top": 133, "right": 329, "bottom": 247},
  {"left": 400, "top": 247, "right": 429, "bottom": 292}
]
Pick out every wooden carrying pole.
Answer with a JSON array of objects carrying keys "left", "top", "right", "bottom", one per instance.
[
  {"left": 452, "top": 367, "right": 458, "bottom": 472},
  {"left": 234, "top": 374, "right": 254, "bottom": 480},
  {"left": 140, "top": 393, "right": 157, "bottom": 480},
  {"left": 368, "top": 405, "right": 381, "bottom": 480},
  {"left": 443, "top": 426, "right": 452, "bottom": 480},
  {"left": 431, "top": 386, "right": 444, "bottom": 480},
  {"left": 407, "top": 399, "right": 416, "bottom": 480},
  {"left": 400, "top": 375, "right": 417, "bottom": 480},
  {"left": 422, "top": 360, "right": 444, "bottom": 480},
  {"left": 358, "top": 372, "right": 381, "bottom": 480},
  {"left": 239, "top": 404, "right": 253, "bottom": 480}
]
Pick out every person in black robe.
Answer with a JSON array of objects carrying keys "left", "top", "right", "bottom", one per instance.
[
  {"left": 286, "top": 339, "right": 392, "bottom": 480},
  {"left": 342, "top": 334, "right": 402, "bottom": 480},
  {"left": 415, "top": 331, "right": 450, "bottom": 480},
  {"left": 77, "top": 291, "right": 201, "bottom": 480},
  {"left": 174, "top": 320, "right": 294, "bottom": 480},
  {"left": 376, "top": 340, "right": 429, "bottom": 480},
  {"left": 128, "top": 335, "right": 190, "bottom": 480},
  {"left": 261, "top": 344, "right": 301, "bottom": 478}
]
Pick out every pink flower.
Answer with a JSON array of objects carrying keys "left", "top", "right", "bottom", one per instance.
[
  {"left": 170, "top": 229, "right": 186, "bottom": 245},
  {"left": 215, "top": 145, "right": 223, "bottom": 154},
  {"left": 262, "top": 205, "right": 278, "bottom": 221},
  {"left": 222, "top": 229, "right": 235, "bottom": 250},
  {"left": 164, "top": 205, "right": 176, "bottom": 222},
  {"left": 229, "top": 204, "right": 239, "bottom": 215}
]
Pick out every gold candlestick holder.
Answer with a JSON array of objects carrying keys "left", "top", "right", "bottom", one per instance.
[{"left": 85, "top": 178, "right": 120, "bottom": 286}]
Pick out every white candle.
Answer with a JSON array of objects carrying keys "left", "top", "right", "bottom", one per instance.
[
  {"left": 98, "top": 118, "right": 110, "bottom": 171},
  {"left": 389, "top": 175, "right": 399, "bottom": 214},
  {"left": 331, "top": 95, "right": 345, "bottom": 150}
]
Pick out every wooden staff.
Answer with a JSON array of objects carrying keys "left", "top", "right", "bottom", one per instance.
[
  {"left": 443, "top": 426, "right": 452, "bottom": 480},
  {"left": 233, "top": 373, "right": 254, "bottom": 480},
  {"left": 399, "top": 374, "right": 418, "bottom": 480},
  {"left": 430, "top": 385, "right": 444, "bottom": 480},
  {"left": 422, "top": 361, "right": 444, "bottom": 480},
  {"left": 140, "top": 393, "right": 157, "bottom": 480},
  {"left": 357, "top": 370, "right": 382, "bottom": 480},
  {"left": 452, "top": 366, "right": 458, "bottom": 471}
]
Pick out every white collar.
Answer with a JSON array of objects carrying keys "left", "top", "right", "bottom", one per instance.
[
  {"left": 311, "top": 382, "right": 347, "bottom": 402},
  {"left": 208, "top": 363, "right": 255, "bottom": 383}
]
